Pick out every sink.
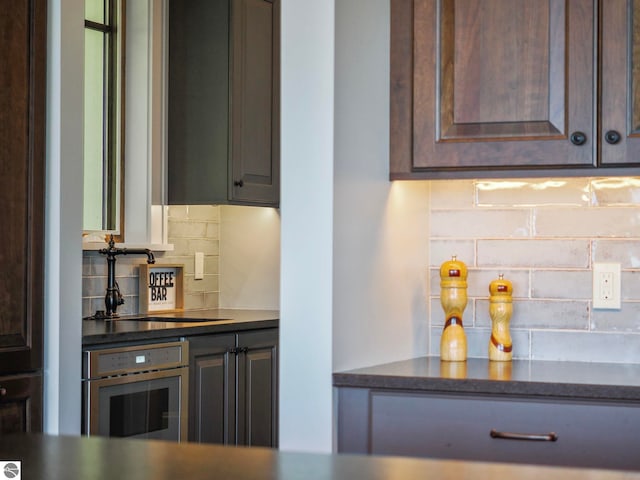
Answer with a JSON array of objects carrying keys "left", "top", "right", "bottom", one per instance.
[{"left": 127, "top": 316, "right": 230, "bottom": 323}]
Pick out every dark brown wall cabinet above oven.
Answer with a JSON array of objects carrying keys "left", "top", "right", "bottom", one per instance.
[
  {"left": 0, "top": 0, "right": 46, "bottom": 434},
  {"left": 188, "top": 328, "right": 278, "bottom": 447},
  {"left": 168, "top": 0, "right": 280, "bottom": 206},
  {"left": 391, "top": 0, "right": 640, "bottom": 180}
]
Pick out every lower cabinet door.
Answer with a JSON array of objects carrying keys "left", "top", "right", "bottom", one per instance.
[
  {"left": 367, "top": 391, "right": 640, "bottom": 471},
  {"left": 188, "top": 334, "right": 236, "bottom": 444},
  {"left": 188, "top": 329, "right": 279, "bottom": 447},
  {"left": 237, "top": 329, "right": 278, "bottom": 447},
  {"left": 0, "top": 373, "right": 42, "bottom": 434}
]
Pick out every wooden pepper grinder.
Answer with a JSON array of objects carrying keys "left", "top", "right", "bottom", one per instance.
[
  {"left": 440, "top": 256, "right": 468, "bottom": 362},
  {"left": 488, "top": 274, "right": 513, "bottom": 361}
]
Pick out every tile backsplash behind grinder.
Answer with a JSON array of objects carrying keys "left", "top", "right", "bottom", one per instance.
[{"left": 428, "top": 177, "right": 640, "bottom": 364}]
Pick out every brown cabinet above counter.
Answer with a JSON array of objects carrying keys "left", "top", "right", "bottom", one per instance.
[{"left": 390, "top": 0, "right": 640, "bottom": 179}]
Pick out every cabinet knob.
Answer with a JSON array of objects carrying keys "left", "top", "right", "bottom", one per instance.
[
  {"left": 234, "top": 180, "right": 244, "bottom": 188},
  {"left": 605, "top": 130, "right": 621, "bottom": 145},
  {"left": 0, "top": 387, "right": 6, "bottom": 396},
  {"left": 570, "top": 131, "right": 587, "bottom": 146}
]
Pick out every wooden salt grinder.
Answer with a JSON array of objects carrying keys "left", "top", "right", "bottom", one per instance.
[
  {"left": 440, "top": 256, "right": 468, "bottom": 362},
  {"left": 488, "top": 274, "right": 513, "bottom": 361}
]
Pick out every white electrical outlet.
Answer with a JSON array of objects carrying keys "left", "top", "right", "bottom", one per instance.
[
  {"left": 593, "top": 263, "right": 621, "bottom": 309},
  {"left": 194, "top": 252, "right": 204, "bottom": 280}
]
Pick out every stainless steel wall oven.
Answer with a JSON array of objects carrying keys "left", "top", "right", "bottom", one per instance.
[{"left": 82, "top": 340, "right": 189, "bottom": 442}]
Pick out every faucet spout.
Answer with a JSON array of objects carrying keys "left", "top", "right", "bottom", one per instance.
[{"left": 96, "top": 235, "right": 156, "bottom": 318}]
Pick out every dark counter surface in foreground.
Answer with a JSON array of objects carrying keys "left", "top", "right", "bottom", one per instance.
[
  {"left": 82, "top": 309, "right": 279, "bottom": 346},
  {"left": 1, "top": 434, "right": 639, "bottom": 480},
  {"left": 333, "top": 356, "right": 640, "bottom": 402}
]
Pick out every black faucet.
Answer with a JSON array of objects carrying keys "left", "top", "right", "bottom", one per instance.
[{"left": 96, "top": 234, "right": 155, "bottom": 319}]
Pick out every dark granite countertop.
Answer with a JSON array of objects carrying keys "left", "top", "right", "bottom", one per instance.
[
  {"left": 333, "top": 356, "right": 640, "bottom": 402},
  {"left": 82, "top": 309, "right": 279, "bottom": 346},
  {"left": 2, "top": 434, "right": 639, "bottom": 479}
]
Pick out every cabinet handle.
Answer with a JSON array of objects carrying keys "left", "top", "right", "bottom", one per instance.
[
  {"left": 490, "top": 429, "right": 558, "bottom": 442},
  {"left": 570, "top": 131, "right": 587, "bottom": 146},
  {"left": 0, "top": 387, "right": 6, "bottom": 396},
  {"left": 605, "top": 130, "right": 621, "bottom": 145},
  {"left": 234, "top": 180, "right": 244, "bottom": 188}
]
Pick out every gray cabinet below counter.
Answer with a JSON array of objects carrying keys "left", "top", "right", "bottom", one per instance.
[
  {"left": 334, "top": 357, "right": 640, "bottom": 471},
  {"left": 188, "top": 328, "right": 278, "bottom": 447}
]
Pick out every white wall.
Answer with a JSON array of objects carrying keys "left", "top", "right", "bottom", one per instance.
[
  {"left": 279, "top": 0, "right": 430, "bottom": 453},
  {"left": 279, "top": 0, "right": 335, "bottom": 453},
  {"left": 45, "top": 0, "right": 84, "bottom": 434},
  {"left": 333, "top": 0, "right": 430, "bottom": 373},
  {"left": 219, "top": 206, "right": 280, "bottom": 309}
]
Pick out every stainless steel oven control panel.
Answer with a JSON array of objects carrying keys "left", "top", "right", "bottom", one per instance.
[{"left": 84, "top": 341, "right": 189, "bottom": 379}]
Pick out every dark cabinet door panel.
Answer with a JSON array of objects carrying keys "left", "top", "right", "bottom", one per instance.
[
  {"left": 404, "top": 0, "right": 594, "bottom": 172},
  {"left": 0, "top": 0, "right": 45, "bottom": 373},
  {"left": 237, "top": 329, "right": 278, "bottom": 447},
  {"left": 230, "top": 0, "right": 280, "bottom": 205},
  {"left": 188, "top": 334, "right": 236, "bottom": 444},
  {"left": 600, "top": 0, "right": 640, "bottom": 166},
  {"left": 0, "top": 373, "right": 43, "bottom": 434},
  {"left": 188, "top": 329, "right": 278, "bottom": 447}
]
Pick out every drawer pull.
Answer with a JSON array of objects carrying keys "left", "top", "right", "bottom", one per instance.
[{"left": 490, "top": 429, "right": 558, "bottom": 442}]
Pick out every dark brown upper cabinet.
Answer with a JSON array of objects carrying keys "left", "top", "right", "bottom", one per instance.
[
  {"left": 168, "top": 0, "right": 280, "bottom": 206},
  {"left": 390, "top": 0, "right": 640, "bottom": 179},
  {"left": 0, "top": 0, "right": 46, "bottom": 433}
]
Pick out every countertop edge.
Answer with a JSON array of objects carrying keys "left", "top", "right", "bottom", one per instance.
[
  {"left": 82, "top": 310, "right": 279, "bottom": 346},
  {"left": 332, "top": 373, "right": 640, "bottom": 402},
  {"left": 333, "top": 356, "right": 640, "bottom": 402}
]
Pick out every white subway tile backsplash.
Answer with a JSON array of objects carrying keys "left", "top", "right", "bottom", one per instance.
[
  {"left": 591, "top": 303, "right": 640, "bottom": 333},
  {"left": 429, "top": 239, "right": 476, "bottom": 267},
  {"left": 167, "top": 220, "right": 210, "bottom": 238},
  {"left": 476, "top": 299, "right": 589, "bottom": 330},
  {"left": 431, "top": 209, "right": 531, "bottom": 238},
  {"left": 535, "top": 207, "right": 640, "bottom": 237},
  {"left": 593, "top": 240, "right": 640, "bottom": 268},
  {"left": 184, "top": 205, "right": 220, "bottom": 221},
  {"left": 531, "top": 270, "right": 592, "bottom": 299},
  {"left": 478, "top": 239, "right": 590, "bottom": 268},
  {"left": 591, "top": 177, "right": 640, "bottom": 206},
  {"left": 531, "top": 331, "right": 640, "bottom": 363},
  {"left": 427, "top": 177, "right": 640, "bottom": 363},
  {"left": 476, "top": 178, "right": 589, "bottom": 207},
  {"left": 430, "top": 179, "right": 475, "bottom": 209}
]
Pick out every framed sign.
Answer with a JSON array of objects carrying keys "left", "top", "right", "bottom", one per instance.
[{"left": 138, "top": 263, "right": 184, "bottom": 314}]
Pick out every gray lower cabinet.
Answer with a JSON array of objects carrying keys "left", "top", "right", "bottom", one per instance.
[
  {"left": 337, "top": 388, "right": 640, "bottom": 471},
  {"left": 188, "top": 329, "right": 278, "bottom": 447}
]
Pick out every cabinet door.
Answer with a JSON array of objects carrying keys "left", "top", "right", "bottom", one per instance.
[
  {"left": 600, "top": 0, "right": 640, "bottom": 166},
  {"left": 230, "top": 0, "right": 280, "bottom": 205},
  {"left": 0, "top": 373, "right": 43, "bottom": 434},
  {"left": 167, "top": 0, "right": 230, "bottom": 205},
  {"left": 237, "top": 329, "right": 278, "bottom": 447},
  {"left": 188, "top": 334, "right": 237, "bottom": 444},
  {"left": 0, "top": 0, "right": 46, "bottom": 372},
  {"left": 391, "top": 0, "right": 595, "bottom": 177}
]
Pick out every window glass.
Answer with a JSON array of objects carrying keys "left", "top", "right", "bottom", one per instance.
[{"left": 84, "top": 0, "right": 123, "bottom": 235}]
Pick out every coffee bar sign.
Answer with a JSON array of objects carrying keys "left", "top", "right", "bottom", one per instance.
[{"left": 139, "top": 264, "right": 184, "bottom": 313}]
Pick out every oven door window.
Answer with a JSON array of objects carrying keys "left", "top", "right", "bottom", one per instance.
[{"left": 94, "top": 370, "right": 184, "bottom": 441}]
